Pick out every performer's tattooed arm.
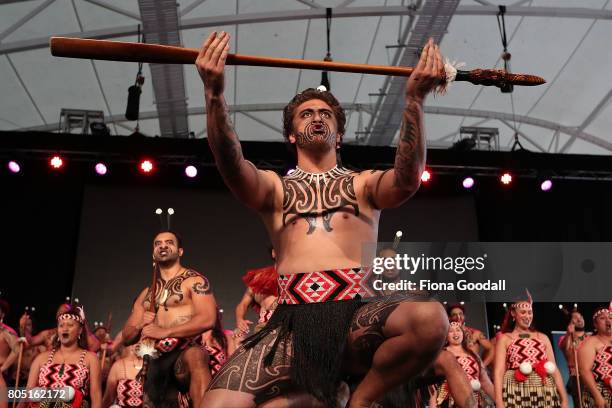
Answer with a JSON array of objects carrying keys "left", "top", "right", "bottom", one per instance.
[
  {"left": 362, "top": 39, "right": 443, "bottom": 209},
  {"left": 362, "top": 99, "right": 426, "bottom": 209},
  {"left": 198, "top": 32, "right": 277, "bottom": 211},
  {"left": 165, "top": 276, "right": 216, "bottom": 338}
]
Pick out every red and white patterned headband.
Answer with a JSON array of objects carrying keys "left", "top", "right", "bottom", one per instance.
[
  {"left": 57, "top": 313, "right": 83, "bottom": 324},
  {"left": 513, "top": 301, "right": 532, "bottom": 311},
  {"left": 449, "top": 321, "right": 462, "bottom": 329}
]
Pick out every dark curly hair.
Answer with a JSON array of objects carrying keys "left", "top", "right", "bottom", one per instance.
[{"left": 282, "top": 88, "right": 346, "bottom": 158}]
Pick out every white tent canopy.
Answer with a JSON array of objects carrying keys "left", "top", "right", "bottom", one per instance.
[{"left": 1, "top": 0, "right": 611, "bottom": 155}]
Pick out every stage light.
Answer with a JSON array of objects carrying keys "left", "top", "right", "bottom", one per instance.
[
  {"left": 139, "top": 159, "right": 154, "bottom": 174},
  {"left": 500, "top": 172, "right": 512, "bottom": 185},
  {"left": 421, "top": 170, "right": 432, "bottom": 183},
  {"left": 540, "top": 179, "right": 552, "bottom": 192},
  {"left": 7, "top": 161, "right": 20, "bottom": 173},
  {"left": 94, "top": 163, "right": 107, "bottom": 175},
  {"left": 185, "top": 165, "right": 198, "bottom": 178},
  {"left": 462, "top": 177, "right": 475, "bottom": 189},
  {"left": 50, "top": 155, "right": 64, "bottom": 169}
]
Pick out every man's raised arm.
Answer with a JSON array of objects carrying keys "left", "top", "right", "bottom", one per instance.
[
  {"left": 363, "top": 39, "right": 443, "bottom": 209},
  {"left": 196, "top": 31, "right": 276, "bottom": 211}
]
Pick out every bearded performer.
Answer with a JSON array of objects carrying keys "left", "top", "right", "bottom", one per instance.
[
  {"left": 430, "top": 321, "right": 494, "bottom": 407},
  {"left": 122, "top": 230, "right": 216, "bottom": 408},
  {"left": 234, "top": 248, "right": 278, "bottom": 343},
  {"left": 493, "top": 295, "right": 568, "bottom": 408},
  {"left": 578, "top": 306, "right": 612, "bottom": 408},
  {"left": 198, "top": 31, "right": 449, "bottom": 408}
]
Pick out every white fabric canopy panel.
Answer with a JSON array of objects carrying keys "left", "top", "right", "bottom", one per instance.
[{"left": 1, "top": 0, "right": 611, "bottom": 155}]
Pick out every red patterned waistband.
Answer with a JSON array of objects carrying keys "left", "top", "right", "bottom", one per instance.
[{"left": 277, "top": 267, "right": 374, "bottom": 305}]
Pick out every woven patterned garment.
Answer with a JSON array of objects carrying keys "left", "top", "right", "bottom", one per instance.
[
  {"left": 37, "top": 349, "right": 89, "bottom": 397},
  {"left": 593, "top": 345, "right": 612, "bottom": 382},
  {"left": 435, "top": 354, "right": 484, "bottom": 407},
  {"left": 277, "top": 267, "right": 374, "bottom": 304},
  {"left": 583, "top": 379, "right": 612, "bottom": 408},
  {"left": 582, "top": 345, "right": 612, "bottom": 408},
  {"left": 502, "top": 369, "right": 560, "bottom": 407},
  {"left": 456, "top": 354, "right": 480, "bottom": 381},
  {"left": 204, "top": 343, "right": 226, "bottom": 376},
  {"left": 506, "top": 336, "right": 547, "bottom": 369},
  {"left": 116, "top": 379, "right": 143, "bottom": 407}
]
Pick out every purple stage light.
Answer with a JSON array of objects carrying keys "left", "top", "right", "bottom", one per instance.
[
  {"left": 540, "top": 179, "right": 552, "bottom": 191},
  {"left": 95, "top": 163, "right": 107, "bottom": 175},
  {"left": 462, "top": 177, "right": 474, "bottom": 189},
  {"left": 8, "top": 161, "right": 20, "bottom": 173}
]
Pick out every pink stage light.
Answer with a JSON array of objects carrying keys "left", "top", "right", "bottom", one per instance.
[
  {"left": 95, "top": 163, "right": 107, "bottom": 175},
  {"left": 8, "top": 161, "right": 20, "bottom": 173},
  {"left": 462, "top": 177, "right": 475, "bottom": 189},
  {"left": 185, "top": 165, "right": 198, "bottom": 178}
]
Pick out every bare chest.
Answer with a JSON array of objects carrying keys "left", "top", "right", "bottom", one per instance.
[{"left": 280, "top": 167, "right": 361, "bottom": 234}]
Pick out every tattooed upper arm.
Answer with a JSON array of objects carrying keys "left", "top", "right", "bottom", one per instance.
[{"left": 191, "top": 276, "right": 213, "bottom": 296}]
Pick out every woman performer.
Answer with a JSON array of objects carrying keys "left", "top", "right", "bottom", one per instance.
[
  {"left": 578, "top": 306, "right": 612, "bottom": 408},
  {"left": 20, "top": 304, "right": 101, "bottom": 408},
  {"left": 494, "top": 296, "right": 568, "bottom": 408},
  {"left": 430, "top": 320, "right": 494, "bottom": 407},
  {"left": 102, "top": 345, "right": 143, "bottom": 408},
  {"left": 20, "top": 303, "right": 100, "bottom": 353},
  {"left": 202, "top": 310, "right": 235, "bottom": 378}
]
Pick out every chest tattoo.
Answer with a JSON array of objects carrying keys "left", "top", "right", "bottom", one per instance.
[
  {"left": 144, "top": 269, "right": 201, "bottom": 311},
  {"left": 281, "top": 166, "right": 359, "bottom": 234}
]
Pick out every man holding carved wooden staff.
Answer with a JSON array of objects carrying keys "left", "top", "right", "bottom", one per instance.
[
  {"left": 197, "top": 30, "right": 449, "bottom": 408},
  {"left": 121, "top": 231, "right": 217, "bottom": 408}
]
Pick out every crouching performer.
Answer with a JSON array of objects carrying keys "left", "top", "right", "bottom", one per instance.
[{"left": 197, "top": 31, "right": 449, "bottom": 408}]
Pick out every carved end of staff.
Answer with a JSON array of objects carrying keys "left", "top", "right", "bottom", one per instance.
[{"left": 457, "top": 69, "right": 546, "bottom": 88}]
